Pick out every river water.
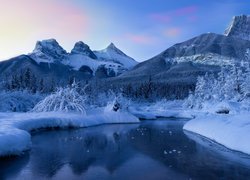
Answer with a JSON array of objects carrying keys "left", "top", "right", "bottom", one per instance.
[{"left": 1, "top": 119, "right": 250, "bottom": 180}]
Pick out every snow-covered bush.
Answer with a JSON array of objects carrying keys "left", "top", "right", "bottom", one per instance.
[
  {"left": 104, "top": 93, "right": 130, "bottom": 112},
  {"left": 0, "top": 90, "right": 43, "bottom": 112},
  {"left": 32, "top": 82, "right": 86, "bottom": 114}
]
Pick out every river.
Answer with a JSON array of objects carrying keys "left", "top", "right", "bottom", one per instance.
[{"left": 1, "top": 119, "right": 250, "bottom": 180}]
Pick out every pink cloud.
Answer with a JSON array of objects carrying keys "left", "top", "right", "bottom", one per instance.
[
  {"left": 150, "top": 14, "right": 171, "bottom": 23},
  {"left": 0, "top": 0, "right": 89, "bottom": 39},
  {"left": 125, "top": 34, "right": 157, "bottom": 44},
  {"left": 174, "top": 6, "right": 197, "bottom": 16},
  {"left": 150, "top": 5, "right": 198, "bottom": 23},
  {"left": 0, "top": 0, "right": 90, "bottom": 60},
  {"left": 164, "top": 28, "right": 181, "bottom": 37},
  {"left": 187, "top": 15, "right": 198, "bottom": 22}
]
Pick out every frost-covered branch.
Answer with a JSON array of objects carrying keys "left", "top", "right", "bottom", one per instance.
[{"left": 31, "top": 81, "right": 87, "bottom": 114}]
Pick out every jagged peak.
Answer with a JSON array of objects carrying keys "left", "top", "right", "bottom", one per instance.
[
  {"left": 102, "top": 42, "right": 128, "bottom": 57},
  {"left": 224, "top": 15, "right": 250, "bottom": 41},
  {"left": 33, "top": 38, "right": 67, "bottom": 54},
  {"left": 73, "top": 41, "right": 89, "bottom": 49},
  {"left": 107, "top": 42, "right": 116, "bottom": 49},
  {"left": 71, "top": 41, "right": 97, "bottom": 59}
]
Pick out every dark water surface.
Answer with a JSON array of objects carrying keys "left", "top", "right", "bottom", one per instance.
[{"left": 1, "top": 119, "right": 250, "bottom": 180}]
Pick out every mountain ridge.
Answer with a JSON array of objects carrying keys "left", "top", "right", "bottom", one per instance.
[{"left": 1, "top": 15, "right": 250, "bottom": 98}]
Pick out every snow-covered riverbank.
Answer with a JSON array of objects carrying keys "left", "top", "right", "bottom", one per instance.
[
  {"left": 0, "top": 111, "right": 139, "bottom": 157},
  {"left": 129, "top": 100, "right": 194, "bottom": 120},
  {"left": 183, "top": 113, "right": 250, "bottom": 155},
  {"left": 2, "top": 98, "right": 250, "bottom": 158}
]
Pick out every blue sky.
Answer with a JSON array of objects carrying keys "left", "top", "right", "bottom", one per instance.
[{"left": 0, "top": 0, "right": 249, "bottom": 61}]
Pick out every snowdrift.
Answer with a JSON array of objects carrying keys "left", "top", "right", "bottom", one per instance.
[
  {"left": 0, "top": 111, "right": 139, "bottom": 157},
  {"left": 0, "top": 91, "right": 43, "bottom": 112},
  {"left": 183, "top": 113, "right": 250, "bottom": 155}
]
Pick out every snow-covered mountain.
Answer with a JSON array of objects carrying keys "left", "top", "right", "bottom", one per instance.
[
  {"left": 0, "top": 39, "right": 138, "bottom": 92},
  {"left": 111, "top": 15, "right": 250, "bottom": 88},
  {"left": 29, "top": 39, "right": 137, "bottom": 76},
  {"left": 30, "top": 39, "right": 67, "bottom": 63},
  {"left": 94, "top": 43, "right": 138, "bottom": 69},
  {"left": 1, "top": 14, "right": 250, "bottom": 97},
  {"left": 225, "top": 15, "right": 250, "bottom": 41},
  {"left": 71, "top": 41, "right": 97, "bottom": 59}
]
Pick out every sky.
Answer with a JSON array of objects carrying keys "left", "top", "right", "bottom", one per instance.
[{"left": 0, "top": 0, "right": 249, "bottom": 62}]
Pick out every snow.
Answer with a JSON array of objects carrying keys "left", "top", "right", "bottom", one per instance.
[
  {"left": 225, "top": 15, "right": 250, "bottom": 41},
  {"left": 183, "top": 113, "right": 250, "bottom": 155},
  {"left": 0, "top": 91, "right": 43, "bottom": 112},
  {"left": 128, "top": 100, "right": 193, "bottom": 120},
  {"left": 171, "top": 53, "right": 237, "bottom": 66},
  {"left": 94, "top": 43, "right": 138, "bottom": 69},
  {"left": 0, "top": 127, "right": 31, "bottom": 157},
  {"left": 30, "top": 39, "right": 67, "bottom": 64},
  {"left": 63, "top": 54, "right": 124, "bottom": 76},
  {"left": 29, "top": 40, "right": 137, "bottom": 75},
  {"left": 0, "top": 111, "right": 139, "bottom": 157},
  {"left": 32, "top": 83, "right": 87, "bottom": 114}
]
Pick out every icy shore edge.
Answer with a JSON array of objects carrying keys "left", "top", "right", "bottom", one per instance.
[
  {"left": 0, "top": 111, "right": 139, "bottom": 157},
  {"left": 183, "top": 113, "right": 250, "bottom": 155}
]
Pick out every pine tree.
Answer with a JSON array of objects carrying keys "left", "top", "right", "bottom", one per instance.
[
  {"left": 39, "top": 78, "right": 44, "bottom": 92},
  {"left": 24, "top": 68, "right": 31, "bottom": 89}
]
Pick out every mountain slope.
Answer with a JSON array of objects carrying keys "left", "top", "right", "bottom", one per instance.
[
  {"left": 107, "top": 15, "right": 250, "bottom": 98},
  {"left": 0, "top": 40, "right": 138, "bottom": 91},
  {"left": 0, "top": 55, "right": 93, "bottom": 91},
  {"left": 0, "top": 40, "right": 138, "bottom": 85}
]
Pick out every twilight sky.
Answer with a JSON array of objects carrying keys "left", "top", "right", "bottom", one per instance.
[{"left": 0, "top": 0, "right": 249, "bottom": 61}]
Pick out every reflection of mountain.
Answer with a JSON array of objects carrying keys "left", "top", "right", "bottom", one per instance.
[
  {"left": 2, "top": 121, "right": 250, "bottom": 179},
  {"left": 0, "top": 154, "right": 29, "bottom": 180},
  {"left": 28, "top": 125, "right": 139, "bottom": 177}
]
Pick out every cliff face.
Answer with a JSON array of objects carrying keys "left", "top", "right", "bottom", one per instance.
[{"left": 225, "top": 15, "right": 250, "bottom": 41}]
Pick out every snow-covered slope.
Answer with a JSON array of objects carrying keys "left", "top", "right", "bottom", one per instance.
[
  {"left": 225, "top": 15, "right": 250, "bottom": 41},
  {"left": 94, "top": 43, "right": 138, "bottom": 69},
  {"left": 63, "top": 54, "right": 126, "bottom": 76}
]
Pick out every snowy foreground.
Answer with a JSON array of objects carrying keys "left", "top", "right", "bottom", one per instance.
[
  {"left": 184, "top": 113, "right": 250, "bottom": 155},
  {"left": 2, "top": 98, "right": 250, "bottom": 157},
  {"left": 0, "top": 111, "right": 139, "bottom": 157}
]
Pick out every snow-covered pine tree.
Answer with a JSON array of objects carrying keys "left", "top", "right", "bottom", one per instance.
[
  {"left": 241, "top": 49, "right": 250, "bottom": 99},
  {"left": 223, "top": 65, "right": 243, "bottom": 101}
]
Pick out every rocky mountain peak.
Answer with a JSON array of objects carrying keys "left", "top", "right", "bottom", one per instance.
[
  {"left": 32, "top": 39, "right": 67, "bottom": 61},
  {"left": 224, "top": 15, "right": 250, "bottom": 41},
  {"left": 71, "top": 41, "right": 97, "bottom": 59},
  {"left": 107, "top": 42, "right": 116, "bottom": 49},
  {"left": 104, "top": 43, "right": 127, "bottom": 57}
]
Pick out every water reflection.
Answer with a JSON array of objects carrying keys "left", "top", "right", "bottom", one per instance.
[
  {"left": 0, "top": 154, "right": 29, "bottom": 180},
  {"left": 1, "top": 120, "right": 250, "bottom": 180}
]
